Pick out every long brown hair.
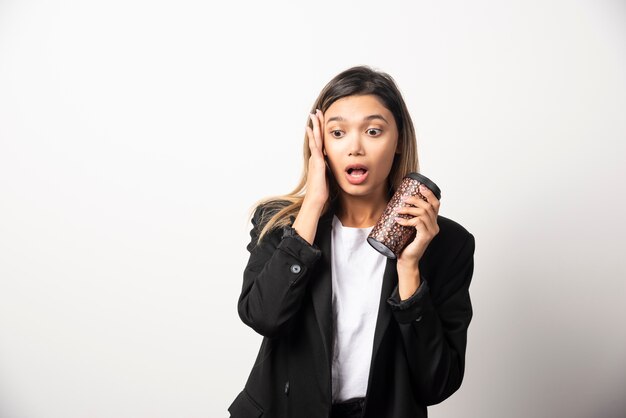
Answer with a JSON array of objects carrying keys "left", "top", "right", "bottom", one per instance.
[{"left": 250, "top": 65, "right": 419, "bottom": 246}]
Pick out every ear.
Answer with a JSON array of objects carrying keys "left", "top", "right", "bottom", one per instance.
[{"left": 323, "top": 148, "right": 327, "bottom": 156}]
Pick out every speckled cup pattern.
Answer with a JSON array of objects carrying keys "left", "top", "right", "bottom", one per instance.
[{"left": 367, "top": 177, "right": 429, "bottom": 259}]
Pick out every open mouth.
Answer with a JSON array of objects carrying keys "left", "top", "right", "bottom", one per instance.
[
  {"left": 347, "top": 167, "right": 368, "bottom": 176},
  {"left": 345, "top": 164, "right": 369, "bottom": 184},
  {"left": 346, "top": 164, "right": 369, "bottom": 177}
]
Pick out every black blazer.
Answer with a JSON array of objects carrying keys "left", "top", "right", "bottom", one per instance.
[{"left": 229, "top": 200, "right": 475, "bottom": 418}]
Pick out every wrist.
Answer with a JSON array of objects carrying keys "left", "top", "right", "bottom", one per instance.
[
  {"left": 301, "top": 195, "right": 326, "bottom": 214},
  {"left": 397, "top": 258, "right": 419, "bottom": 273},
  {"left": 396, "top": 263, "right": 421, "bottom": 301},
  {"left": 292, "top": 198, "right": 325, "bottom": 246}
]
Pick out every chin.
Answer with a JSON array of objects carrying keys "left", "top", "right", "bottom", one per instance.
[{"left": 337, "top": 182, "right": 376, "bottom": 197}]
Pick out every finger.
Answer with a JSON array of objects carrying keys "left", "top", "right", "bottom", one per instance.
[
  {"left": 306, "top": 125, "right": 321, "bottom": 157},
  {"left": 310, "top": 110, "right": 322, "bottom": 151},
  {"left": 395, "top": 202, "right": 438, "bottom": 231},
  {"left": 407, "top": 191, "right": 438, "bottom": 212},
  {"left": 401, "top": 195, "right": 438, "bottom": 219},
  {"left": 395, "top": 205, "right": 428, "bottom": 218},
  {"left": 394, "top": 215, "right": 426, "bottom": 231},
  {"left": 307, "top": 112, "right": 321, "bottom": 146},
  {"left": 316, "top": 109, "right": 326, "bottom": 154},
  {"left": 418, "top": 184, "right": 440, "bottom": 211},
  {"left": 395, "top": 211, "right": 428, "bottom": 231},
  {"left": 395, "top": 214, "right": 437, "bottom": 236},
  {"left": 406, "top": 187, "right": 438, "bottom": 206}
]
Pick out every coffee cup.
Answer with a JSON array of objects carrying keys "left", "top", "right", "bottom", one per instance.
[{"left": 367, "top": 173, "right": 442, "bottom": 259}]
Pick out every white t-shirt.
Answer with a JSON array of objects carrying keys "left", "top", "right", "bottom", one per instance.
[{"left": 330, "top": 214, "right": 387, "bottom": 403}]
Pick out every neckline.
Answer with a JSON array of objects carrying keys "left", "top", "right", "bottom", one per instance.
[{"left": 332, "top": 214, "right": 375, "bottom": 230}]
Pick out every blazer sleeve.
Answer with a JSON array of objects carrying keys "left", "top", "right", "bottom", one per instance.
[
  {"left": 237, "top": 204, "right": 322, "bottom": 338},
  {"left": 386, "top": 232, "right": 476, "bottom": 405}
]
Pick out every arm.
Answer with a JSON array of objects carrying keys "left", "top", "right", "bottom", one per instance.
[
  {"left": 237, "top": 203, "right": 323, "bottom": 338},
  {"left": 387, "top": 233, "right": 476, "bottom": 405}
]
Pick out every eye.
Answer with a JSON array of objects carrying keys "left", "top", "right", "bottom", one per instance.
[
  {"left": 329, "top": 130, "right": 344, "bottom": 138},
  {"left": 367, "top": 128, "right": 382, "bottom": 136}
]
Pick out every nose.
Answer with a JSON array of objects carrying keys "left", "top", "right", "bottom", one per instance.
[{"left": 347, "top": 132, "right": 365, "bottom": 156}]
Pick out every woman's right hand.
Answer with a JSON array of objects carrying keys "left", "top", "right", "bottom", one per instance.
[{"left": 304, "top": 109, "right": 330, "bottom": 208}]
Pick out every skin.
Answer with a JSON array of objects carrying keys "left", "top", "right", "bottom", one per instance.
[
  {"left": 293, "top": 94, "right": 440, "bottom": 300},
  {"left": 323, "top": 94, "right": 398, "bottom": 228}
]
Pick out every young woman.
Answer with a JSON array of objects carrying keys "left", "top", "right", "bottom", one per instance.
[{"left": 228, "top": 65, "right": 475, "bottom": 418}]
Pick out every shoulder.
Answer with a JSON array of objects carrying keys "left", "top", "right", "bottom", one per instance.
[
  {"left": 428, "top": 215, "right": 475, "bottom": 263},
  {"left": 246, "top": 200, "right": 292, "bottom": 253},
  {"left": 436, "top": 215, "right": 473, "bottom": 244},
  {"left": 421, "top": 215, "right": 475, "bottom": 301}
]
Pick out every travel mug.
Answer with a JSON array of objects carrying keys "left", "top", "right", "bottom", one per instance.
[{"left": 367, "top": 172, "right": 442, "bottom": 259}]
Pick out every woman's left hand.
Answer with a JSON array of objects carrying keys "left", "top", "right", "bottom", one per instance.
[{"left": 394, "top": 184, "right": 440, "bottom": 266}]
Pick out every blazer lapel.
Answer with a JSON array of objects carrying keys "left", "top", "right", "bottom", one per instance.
[
  {"left": 370, "top": 257, "right": 396, "bottom": 369},
  {"left": 310, "top": 207, "right": 334, "bottom": 371}
]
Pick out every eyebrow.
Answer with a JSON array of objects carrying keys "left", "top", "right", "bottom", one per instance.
[{"left": 326, "top": 114, "right": 389, "bottom": 124}]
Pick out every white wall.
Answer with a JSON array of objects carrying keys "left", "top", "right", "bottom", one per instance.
[{"left": 1, "top": 0, "right": 624, "bottom": 417}]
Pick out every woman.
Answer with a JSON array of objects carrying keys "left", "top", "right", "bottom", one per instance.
[{"left": 229, "top": 65, "right": 475, "bottom": 418}]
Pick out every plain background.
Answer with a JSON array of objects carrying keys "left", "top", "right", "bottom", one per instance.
[{"left": 1, "top": 0, "right": 625, "bottom": 417}]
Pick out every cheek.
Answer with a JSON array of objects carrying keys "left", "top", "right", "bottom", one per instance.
[
  {"left": 326, "top": 159, "right": 343, "bottom": 179},
  {"left": 324, "top": 146, "right": 343, "bottom": 169},
  {"left": 373, "top": 145, "right": 397, "bottom": 169},
  {"left": 324, "top": 141, "right": 341, "bottom": 156}
]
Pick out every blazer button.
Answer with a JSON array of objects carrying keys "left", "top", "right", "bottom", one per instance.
[
  {"left": 290, "top": 264, "right": 301, "bottom": 274},
  {"left": 284, "top": 380, "right": 290, "bottom": 396},
  {"left": 415, "top": 315, "right": 423, "bottom": 322}
]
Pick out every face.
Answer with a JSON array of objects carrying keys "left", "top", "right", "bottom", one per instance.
[{"left": 323, "top": 94, "right": 399, "bottom": 199}]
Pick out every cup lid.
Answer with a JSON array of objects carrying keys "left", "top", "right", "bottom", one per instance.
[{"left": 406, "top": 172, "right": 442, "bottom": 200}]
